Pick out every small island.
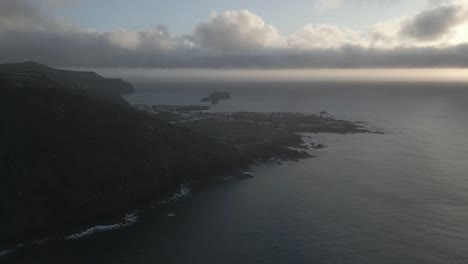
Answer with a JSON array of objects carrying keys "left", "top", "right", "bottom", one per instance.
[
  {"left": 0, "top": 62, "right": 382, "bottom": 253},
  {"left": 200, "top": 92, "right": 231, "bottom": 105}
]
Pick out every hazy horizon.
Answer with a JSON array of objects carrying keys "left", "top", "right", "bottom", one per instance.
[{"left": 77, "top": 68, "right": 468, "bottom": 83}]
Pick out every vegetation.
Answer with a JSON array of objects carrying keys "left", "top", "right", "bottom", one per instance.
[
  {"left": 0, "top": 71, "right": 247, "bottom": 247},
  {"left": 0, "top": 62, "right": 376, "bottom": 248},
  {"left": 140, "top": 106, "right": 375, "bottom": 161},
  {"left": 0, "top": 61, "right": 134, "bottom": 105}
]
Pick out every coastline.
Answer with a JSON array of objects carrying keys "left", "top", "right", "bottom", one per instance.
[
  {"left": 0, "top": 103, "right": 379, "bottom": 257},
  {"left": 0, "top": 64, "right": 380, "bottom": 255}
]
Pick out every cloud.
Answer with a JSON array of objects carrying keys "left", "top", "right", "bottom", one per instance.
[
  {"left": 0, "top": 0, "right": 468, "bottom": 68},
  {"left": 0, "top": 0, "right": 46, "bottom": 31},
  {"left": 193, "top": 10, "right": 282, "bottom": 53},
  {"left": 0, "top": 0, "right": 184, "bottom": 67},
  {"left": 288, "top": 24, "right": 366, "bottom": 49},
  {"left": 105, "top": 27, "right": 176, "bottom": 51},
  {"left": 400, "top": 2, "right": 468, "bottom": 41}
]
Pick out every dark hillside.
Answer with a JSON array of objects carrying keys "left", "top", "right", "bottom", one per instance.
[
  {"left": 0, "top": 72, "right": 247, "bottom": 246},
  {"left": 0, "top": 62, "right": 134, "bottom": 104}
]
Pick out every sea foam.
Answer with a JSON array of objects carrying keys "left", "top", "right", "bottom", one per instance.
[
  {"left": 0, "top": 243, "right": 24, "bottom": 258},
  {"left": 157, "top": 184, "right": 191, "bottom": 206},
  {"left": 0, "top": 249, "right": 14, "bottom": 257},
  {"left": 65, "top": 213, "right": 139, "bottom": 240}
]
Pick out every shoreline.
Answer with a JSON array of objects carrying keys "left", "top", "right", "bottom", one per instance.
[{"left": 0, "top": 101, "right": 380, "bottom": 256}]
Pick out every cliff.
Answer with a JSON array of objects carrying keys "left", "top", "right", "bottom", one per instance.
[
  {"left": 0, "top": 71, "right": 247, "bottom": 247},
  {"left": 0, "top": 61, "right": 134, "bottom": 105}
]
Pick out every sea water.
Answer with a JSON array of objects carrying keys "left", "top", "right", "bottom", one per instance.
[{"left": 5, "top": 81, "right": 468, "bottom": 264}]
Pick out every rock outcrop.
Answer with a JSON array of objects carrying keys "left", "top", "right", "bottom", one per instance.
[{"left": 201, "top": 92, "right": 231, "bottom": 105}]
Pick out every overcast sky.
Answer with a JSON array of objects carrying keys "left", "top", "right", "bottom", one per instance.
[{"left": 1, "top": 0, "right": 468, "bottom": 68}]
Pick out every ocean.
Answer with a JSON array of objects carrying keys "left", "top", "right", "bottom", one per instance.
[{"left": 5, "top": 81, "right": 468, "bottom": 264}]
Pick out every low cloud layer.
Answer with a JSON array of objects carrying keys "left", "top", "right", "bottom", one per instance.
[{"left": 0, "top": 0, "right": 468, "bottom": 68}]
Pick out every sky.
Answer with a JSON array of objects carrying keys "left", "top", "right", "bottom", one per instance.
[
  {"left": 51, "top": 0, "right": 427, "bottom": 34},
  {"left": 1, "top": 0, "right": 468, "bottom": 69}
]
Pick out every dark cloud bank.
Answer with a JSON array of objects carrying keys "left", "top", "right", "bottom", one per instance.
[{"left": 1, "top": 0, "right": 468, "bottom": 69}]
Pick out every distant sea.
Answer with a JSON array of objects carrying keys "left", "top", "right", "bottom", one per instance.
[{"left": 5, "top": 81, "right": 468, "bottom": 264}]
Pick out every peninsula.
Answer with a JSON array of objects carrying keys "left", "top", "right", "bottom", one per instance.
[{"left": 0, "top": 62, "right": 377, "bottom": 250}]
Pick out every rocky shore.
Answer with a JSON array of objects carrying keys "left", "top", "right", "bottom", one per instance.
[
  {"left": 137, "top": 104, "right": 379, "bottom": 162},
  {"left": 0, "top": 62, "right": 380, "bottom": 253},
  {"left": 0, "top": 65, "right": 247, "bottom": 249}
]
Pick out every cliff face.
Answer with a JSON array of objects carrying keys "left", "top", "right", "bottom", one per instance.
[
  {"left": 0, "top": 72, "right": 247, "bottom": 246},
  {"left": 0, "top": 61, "right": 134, "bottom": 105}
]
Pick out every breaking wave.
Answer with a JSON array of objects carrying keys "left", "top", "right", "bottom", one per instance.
[
  {"left": 65, "top": 213, "right": 139, "bottom": 240},
  {"left": 157, "top": 184, "right": 191, "bottom": 206}
]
